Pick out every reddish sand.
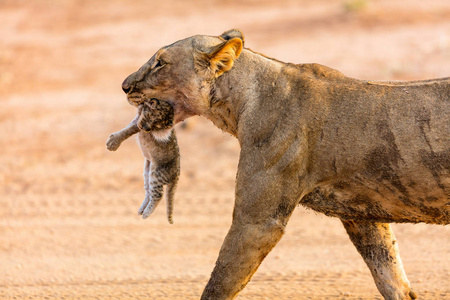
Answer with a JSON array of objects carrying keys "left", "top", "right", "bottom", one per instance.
[{"left": 1, "top": 0, "right": 449, "bottom": 299}]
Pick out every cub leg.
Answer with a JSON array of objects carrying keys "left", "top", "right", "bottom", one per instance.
[
  {"left": 141, "top": 170, "right": 165, "bottom": 219},
  {"left": 138, "top": 159, "right": 151, "bottom": 215},
  {"left": 341, "top": 220, "right": 417, "bottom": 300},
  {"left": 106, "top": 113, "right": 140, "bottom": 151}
]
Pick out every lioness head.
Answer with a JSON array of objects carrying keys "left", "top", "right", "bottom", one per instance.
[{"left": 122, "top": 29, "right": 244, "bottom": 125}]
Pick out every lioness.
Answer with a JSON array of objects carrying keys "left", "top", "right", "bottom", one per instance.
[{"left": 120, "top": 29, "right": 449, "bottom": 299}]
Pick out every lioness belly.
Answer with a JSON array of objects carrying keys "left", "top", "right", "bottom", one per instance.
[{"left": 300, "top": 174, "right": 450, "bottom": 225}]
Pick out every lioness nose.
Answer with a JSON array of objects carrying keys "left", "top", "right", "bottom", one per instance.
[
  {"left": 122, "top": 78, "right": 131, "bottom": 93},
  {"left": 122, "top": 84, "right": 131, "bottom": 93}
]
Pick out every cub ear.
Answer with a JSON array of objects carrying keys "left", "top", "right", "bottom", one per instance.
[
  {"left": 220, "top": 29, "right": 245, "bottom": 45},
  {"left": 196, "top": 37, "right": 243, "bottom": 78},
  {"left": 148, "top": 98, "right": 159, "bottom": 109}
]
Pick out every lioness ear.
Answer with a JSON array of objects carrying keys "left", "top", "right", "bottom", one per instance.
[
  {"left": 196, "top": 38, "right": 243, "bottom": 78},
  {"left": 220, "top": 29, "right": 245, "bottom": 46}
]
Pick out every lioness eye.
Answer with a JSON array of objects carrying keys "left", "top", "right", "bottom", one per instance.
[{"left": 154, "top": 59, "right": 165, "bottom": 69}]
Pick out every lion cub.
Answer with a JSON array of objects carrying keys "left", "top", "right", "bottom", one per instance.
[{"left": 106, "top": 98, "right": 180, "bottom": 224}]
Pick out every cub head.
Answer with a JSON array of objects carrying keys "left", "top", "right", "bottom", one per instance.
[
  {"left": 122, "top": 29, "right": 244, "bottom": 124},
  {"left": 137, "top": 98, "right": 174, "bottom": 132}
]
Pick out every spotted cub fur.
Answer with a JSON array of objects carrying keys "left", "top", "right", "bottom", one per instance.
[{"left": 106, "top": 98, "right": 180, "bottom": 224}]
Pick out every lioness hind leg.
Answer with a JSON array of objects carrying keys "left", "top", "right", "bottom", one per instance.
[{"left": 342, "top": 220, "right": 417, "bottom": 300}]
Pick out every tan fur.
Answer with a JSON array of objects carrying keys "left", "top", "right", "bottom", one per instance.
[{"left": 120, "top": 29, "right": 449, "bottom": 299}]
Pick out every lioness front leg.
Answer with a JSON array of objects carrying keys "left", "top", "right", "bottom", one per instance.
[
  {"left": 106, "top": 113, "right": 140, "bottom": 151},
  {"left": 342, "top": 220, "right": 417, "bottom": 300},
  {"left": 202, "top": 217, "right": 287, "bottom": 300},
  {"left": 201, "top": 149, "right": 300, "bottom": 299}
]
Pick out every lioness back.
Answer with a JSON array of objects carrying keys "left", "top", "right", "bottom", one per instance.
[{"left": 298, "top": 74, "right": 449, "bottom": 224}]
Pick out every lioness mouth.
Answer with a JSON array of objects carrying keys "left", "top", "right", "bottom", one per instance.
[{"left": 127, "top": 95, "right": 144, "bottom": 106}]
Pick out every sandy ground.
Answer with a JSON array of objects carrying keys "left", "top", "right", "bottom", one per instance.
[{"left": 1, "top": 0, "right": 449, "bottom": 299}]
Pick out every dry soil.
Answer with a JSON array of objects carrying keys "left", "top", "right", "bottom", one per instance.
[{"left": 1, "top": 0, "right": 449, "bottom": 299}]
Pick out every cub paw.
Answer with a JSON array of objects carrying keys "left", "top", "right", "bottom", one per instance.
[
  {"left": 138, "top": 197, "right": 150, "bottom": 215},
  {"left": 106, "top": 134, "right": 121, "bottom": 151}
]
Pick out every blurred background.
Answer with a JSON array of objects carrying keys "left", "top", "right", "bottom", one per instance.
[{"left": 1, "top": 0, "right": 449, "bottom": 299}]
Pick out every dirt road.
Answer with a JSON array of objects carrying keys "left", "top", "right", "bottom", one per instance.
[{"left": 1, "top": 0, "right": 449, "bottom": 299}]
